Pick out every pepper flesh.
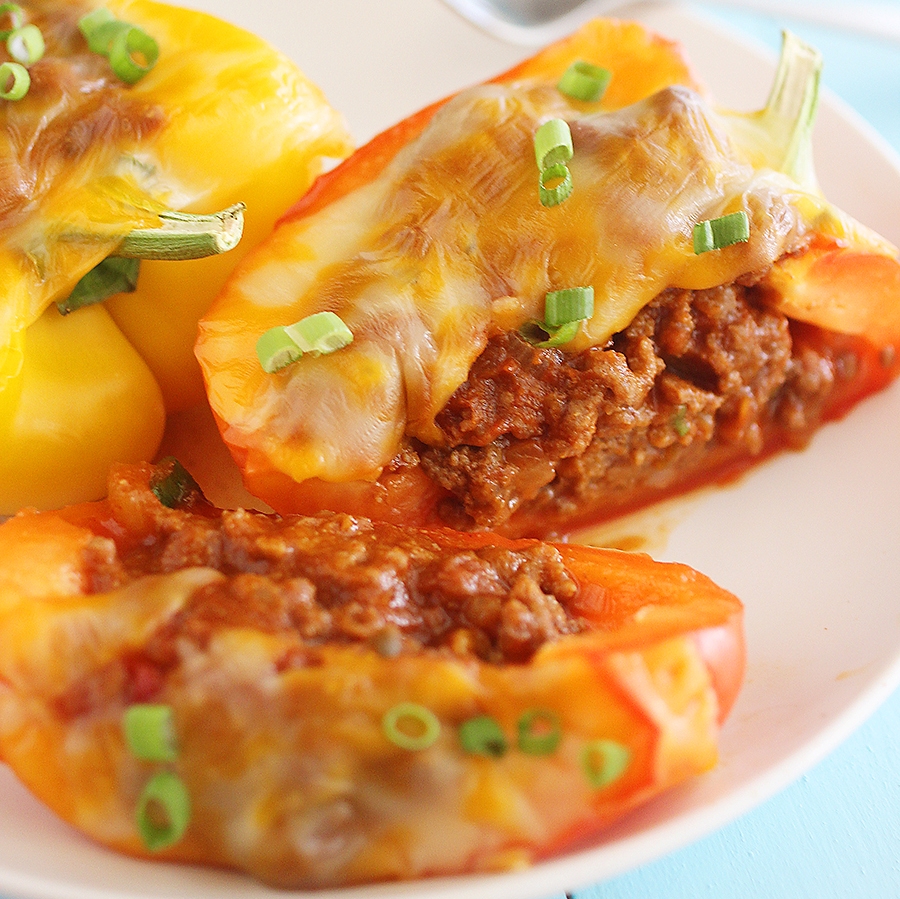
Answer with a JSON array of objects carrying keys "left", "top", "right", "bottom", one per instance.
[
  {"left": 196, "top": 20, "right": 900, "bottom": 536},
  {"left": 0, "top": 0, "right": 351, "bottom": 515},
  {"left": 0, "top": 461, "right": 744, "bottom": 887}
]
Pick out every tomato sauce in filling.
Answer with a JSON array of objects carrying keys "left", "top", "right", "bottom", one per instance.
[
  {"left": 414, "top": 278, "right": 892, "bottom": 532},
  {"left": 77, "top": 467, "right": 588, "bottom": 691}
]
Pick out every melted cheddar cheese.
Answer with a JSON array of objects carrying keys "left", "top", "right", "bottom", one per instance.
[{"left": 200, "top": 74, "right": 893, "bottom": 487}]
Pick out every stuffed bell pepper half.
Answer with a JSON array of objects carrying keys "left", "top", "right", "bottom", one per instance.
[
  {"left": 197, "top": 20, "right": 900, "bottom": 538},
  {"left": 0, "top": 458, "right": 744, "bottom": 887},
  {"left": 0, "top": 0, "right": 351, "bottom": 514}
]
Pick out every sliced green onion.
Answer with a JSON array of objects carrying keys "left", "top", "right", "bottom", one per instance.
[
  {"left": 149, "top": 457, "right": 205, "bottom": 509},
  {"left": 256, "top": 313, "right": 353, "bottom": 373},
  {"left": 544, "top": 286, "right": 594, "bottom": 327},
  {"left": 57, "top": 256, "right": 140, "bottom": 315},
  {"left": 116, "top": 204, "right": 245, "bottom": 260},
  {"left": 519, "top": 318, "right": 580, "bottom": 348},
  {"left": 517, "top": 709, "right": 562, "bottom": 755},
  {"left": 7, "top": 23, "right": 43, "bottom": 66},
  {"left": 534, "top": 118, "right": 573, "bottom": 170},
  {"left": 0, "top": 3, "right": 24, "bottom": 40},
  {"left": 77, "top": 7, "right": 115, "bottom": 34},
  {"left": 557, "top": 60, "right": 612, "bottom": 103},
  {"left": 692, "top": 219, "right": 715, "bottom": 255},
  {"left": 82, "top": 18, "right": 130, "bottom": 56},
  {"left": 78, "top": 10, "right": 159, "bottom": 84},
  {"left": 256, "top": 326, "right": 303, "bottom": 374},
  {"left": 538, "top": 162, "right": 573, "bottom": 207},
  {"left": 382, "top": 702, "right": 441, "bottom": 751},
  {"left": 692, "top": 210, "right": 750, "bottom": 254},
  {"left": 458, "top": 715, "right": 508, "bottom": 757},
  {"left": 0, "top": 60, "right": 28, "bottom": 100},
  {"left": 108, "top": 24, "right": 159, "bottom": 84},
  {"left": 136, "top": 771, "right": 191, "bottom": 851},
  {"left": 284, "top": 311, "right": 353, "bottom": 355},
  {"left": 580, "top": 739, "right": 631, "bottom": 789},
  {"left": 672, "top": 404, "right": 689, "bottom": 437},
  {"left": 123, "top": 704, "right": 178, "bottom": 763}
]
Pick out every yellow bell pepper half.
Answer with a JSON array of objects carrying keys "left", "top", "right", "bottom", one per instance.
[{"left": 0, "top": 0, "right": 352, "bottom": 515}]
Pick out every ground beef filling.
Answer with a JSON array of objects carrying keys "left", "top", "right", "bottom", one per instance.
[
  {"left": 82, "top": 472, "right": 586, "bottom": 673},
  {"left": 419, "top": 281, "right": 845, "bottom": 531}
]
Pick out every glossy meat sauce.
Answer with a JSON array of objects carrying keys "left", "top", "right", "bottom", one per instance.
[{"left": 81, "top": 466, "right": 588, "bottom": 679}]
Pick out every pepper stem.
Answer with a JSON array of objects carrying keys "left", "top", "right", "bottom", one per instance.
[
  {"left": 759, "top": 31, "right": 822, "bottom": 187},
  {"left": 56, "top": 202, "right": 246, "bottom": 314},
  {"left": 115, "top": 202, "right": 245, "bottom": 260}
]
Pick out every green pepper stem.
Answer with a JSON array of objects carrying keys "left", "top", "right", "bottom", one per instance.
[
  {"left": 721, "top": 30, "right": 822, "bottom": 191},
  {"left": 759, "top": 30, "right": 822, "bottom": 186},
  {"left": 115, "top": 202, "right": 245, "bottom": 260}
]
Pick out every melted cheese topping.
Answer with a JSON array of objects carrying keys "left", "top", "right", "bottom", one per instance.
[
  {"left": 0, "top": 0, "right": 351, "bottom": 394},
  {"left": 203, "top": 77, "right": 854, "bottom": 486}
]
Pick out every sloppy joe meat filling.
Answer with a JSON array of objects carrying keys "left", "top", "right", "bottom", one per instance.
[
  {"left": 417, "top": 278, "right": 870, "bottom": 531},
  {"left": 80, "top": 468, "right": 587, "bottom": 676}
]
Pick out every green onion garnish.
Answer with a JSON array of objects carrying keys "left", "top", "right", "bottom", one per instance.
[
  {"left": 520, "top": 285, "right": 594, "bottom": 348},
  {"left": 672, "top": 404, "right": 689, "bottom": 438},
  {"left": 108, "top": 24, "right": 159, "bottom": 84},
  {"left": 519, "top": 318, "right": 580, "bottom": 348},
  {"left": 78, "top": 9, "right": 159, "bottom": 83},
  {"left": 458, "top": 715, "right": 508, "bottom": 757},
  {"left": 136, "top": 772, "right": 191, "bottom": 851},
  {"left": 149, "top": 457, "right": 204, "bottom": 509},
  {"left": 0, "top": 60, "right": 28, "bottom": 100},
  {"left": 538, "top": 162, "right": 573, "bottom": 207},
  {"left": 57, "top": 256, "right": 140, "bottom": 315},
  {"left": 77, "top": 9, "right": 127, "bottom": 55},
  {"left": 256, "top": 326, "right": 303, "bottom": 374},
  {"left": 580, "top": 739, "right": 631, "bottom": 789},
  {"left": 77, "top": 8, "right": 115, "bottom": 45},
  {"left": 88, "top": 20, "right": 131, "bottom": 57},
  {"left": 544, "top": 286, "right": 594, "bottom": 327},
  {"left": 534, "top": 118, "right": 573, "bottom": 170},
  {"left": 123, "top": 704, "right": 178, "bottom": 763},
  {"left": 7, "top": 23, "right": 43, "bottom": 66},
  {"left": 692, "top": 210, "right": 750, "bottom": 254},
  {"left": 516, "top": 709, "right": 562, "bottom": 755},
  {"left": 557, "top": 60, "right": 612, "bottom": 103},
  {"left": 382, "top": 702, "right": 441, "bottom": 751},
  {"left": 284, "top": 311, "right": 354, "bottom": 355},
  {"left": 257, "top": 312, "right": 354, "bottom": 373},
  {"left": 0, "top": 3, "right": 24, "bottom": 40}
]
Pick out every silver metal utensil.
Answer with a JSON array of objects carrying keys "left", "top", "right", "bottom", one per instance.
[{"left": 440, "top": 0, "right": 900, "bottom": 46}]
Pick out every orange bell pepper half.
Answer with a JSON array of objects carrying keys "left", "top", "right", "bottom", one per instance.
[
  {"left": 197, "top": 22, "right": 900, "bottom": 539},
  {"left": 0, "top": 460, "right": 742, "bottom": 887}
]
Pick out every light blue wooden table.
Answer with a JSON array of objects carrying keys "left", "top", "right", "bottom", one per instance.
[{"left": 562, "top": 5, "right": 900, "bottom": 897}]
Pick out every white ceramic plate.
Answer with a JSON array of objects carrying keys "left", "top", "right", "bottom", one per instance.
[{"left": 4, "top": 2, "right": 900, "bottom": 898}]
